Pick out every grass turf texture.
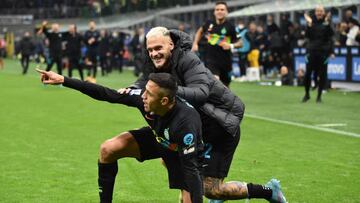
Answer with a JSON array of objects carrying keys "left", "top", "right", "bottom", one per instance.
[{"left": 0, "top": 59, "right": 359, "bottom": 202}]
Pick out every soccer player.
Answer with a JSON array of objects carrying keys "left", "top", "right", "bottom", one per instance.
[
  {"left": 191, "top": 1, "right": 242, "bottom": 87},
  {"left": 36, "top": 69, "right": 204, "bottom": 203},
  {"left": 122, "top": 26, "right": 287, "bottom": 203}
]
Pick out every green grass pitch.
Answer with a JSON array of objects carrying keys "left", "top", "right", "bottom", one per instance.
[{"left": 0, "top": 59, "right": 359, "bottom": 202}]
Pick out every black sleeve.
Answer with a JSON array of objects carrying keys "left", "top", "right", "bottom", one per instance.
[
  {"left": 229, "top": 24, "right": 239, "bottom": 43},
  {"left": 61, "top": 32, "right": 70, "bottom": 41},
  {"left": 43, "top": 27, "right": 50, "bottom": 38},
  {"left": 176, "top": 52, "right": 210, "bottom": 106},
  {"left": 172, "top": 115, "right": 203, "bottom": 203},
  {"left": 63, "top": 77, "right": 143, "bottom": 108}
]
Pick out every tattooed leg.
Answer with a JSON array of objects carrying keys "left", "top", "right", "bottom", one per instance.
[{"left": 203, "top": 176, "right": 249, "bottom": 200}]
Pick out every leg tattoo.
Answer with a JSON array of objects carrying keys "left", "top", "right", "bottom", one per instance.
[{"left": 204, "top": 177, "right": 248, "bottom": 200}]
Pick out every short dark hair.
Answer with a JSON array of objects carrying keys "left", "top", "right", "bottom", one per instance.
[
  {"left": 148, "top": 73, "right": 177, "bottom": 102},
  {"left": 215, "top": 1, "right": 228, "bottom": 9}
]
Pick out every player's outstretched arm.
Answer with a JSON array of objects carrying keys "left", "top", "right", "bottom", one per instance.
[
  {"left": 36, "top": 68, "right": 142, "bottom": 107},
  {"left": 36, "top": 68, "right": 64, "bottom": 85}
]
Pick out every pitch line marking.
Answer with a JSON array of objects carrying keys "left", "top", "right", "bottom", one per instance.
[
  {"left": 315, "top": 123, "right": 347, "bottom": 127},
  {"left": 246, "top": 114, "right": 360, "bottom": 138}
]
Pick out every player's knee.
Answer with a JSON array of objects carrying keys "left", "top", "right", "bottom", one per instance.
[{"left": 99, "top": 140, "right": 115, "bottom": 162}]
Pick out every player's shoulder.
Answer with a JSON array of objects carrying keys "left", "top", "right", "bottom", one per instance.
[{"left": 176, "top": 99, "right": 200, "bottom": 119}]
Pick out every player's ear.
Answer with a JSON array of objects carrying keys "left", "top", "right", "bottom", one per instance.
[
  {"left": 169, "top": 39, "right": 174, "bottom": 51},
  {"left": 161, "top": 97, "right": 169, "bottom": 106}
]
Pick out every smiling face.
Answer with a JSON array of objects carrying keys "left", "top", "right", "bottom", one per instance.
[
  {"left": 146, "top": 34, "right": 174, "bottom": 70},
  {"left": 214, "top": 3, "right": 228, "bottom": 22},
  {"left": 315, "top": 6, "right": 325, "bottom": 20},
  {"left": 142, "top": 80, "right": 166, "bottom": 113}
]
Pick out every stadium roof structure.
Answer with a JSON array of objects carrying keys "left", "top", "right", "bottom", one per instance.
[{"left": 228, "top": 0, "right": 360, "bottom": 18}]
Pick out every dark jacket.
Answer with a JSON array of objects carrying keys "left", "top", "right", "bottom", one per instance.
[
  {"left": 43, "top": 28, "right": 63, "bottom": 57},
  {"left": 134, "top": 30, "right": 245, "bottom": 136},
  {"left": 19, "top": 37, "right": 35, "bottom": 56},
  {"left": 305, "top": 17, "right": 334, "bottom": 54},
  {"left": 63, "top": 32, "right": 83, "bottom": 59}
]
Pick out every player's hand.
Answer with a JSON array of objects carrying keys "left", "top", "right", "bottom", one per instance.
[
  {"left": 220, "top": 42, "right": 231, "bottom": 50},
  {"left": 117, "top": 88, "right": 131, "bottom": 94},
  {"left": 304, "top": 12, "right": 312, "bottom": 26},
  {"left": 325, "top": 12, "right": 331, "bottom": 23},
  {"left": 88, "top": 38, "right": 95, "bottom": 44},
  {"left": 36, "top": 68, "right": 64, "bottom": 85},
  {"left": 191, "top": 43, "right": 198, "bottom": 52},
  {"left": 42, "top": 21, "right": 48, "bottom": 26}
]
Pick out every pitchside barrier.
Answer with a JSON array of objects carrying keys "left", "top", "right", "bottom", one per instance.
[{"left": 293, "top": 46, "right": 360, "bottom": 83}]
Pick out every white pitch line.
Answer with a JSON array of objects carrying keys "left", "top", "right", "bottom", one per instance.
[
  {"left": 246, "top": 114, "right": 360, "bottom": 138},
  {"left": 316, "top": 123, "right": 347, "bottom": 127}
]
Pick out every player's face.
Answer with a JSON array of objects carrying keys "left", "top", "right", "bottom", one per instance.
[
  {"left": 142, "top": 80, "right": 163, "bottom": 113},
  {"left": 315, "top": 7, "right": 325, "bottom": 20},
  {"left": 89, "top": 21, "right": 96, "bottom": 30},
  {"left": 214, "top": 4, "right": 228, "bottom": 21},
  {"left": 146, "top": 35, "right": 174, "bottom": 70},
  {"left": 52, "top": 24, "right": 59, "bottom": 32},
  {"left": 68, "top": 25, "right": 76, "bottom": 33}
]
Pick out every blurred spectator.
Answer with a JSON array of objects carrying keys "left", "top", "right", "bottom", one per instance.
[
  {"left": 302, "top": 5, "right": 334, "bottom": 103},
  {"left": 63, "top": 24, "right": 84, "bottom": 80},
  {"left": 267, "top": 15, "right": 283, "bottom": 71},
  {"left": 110, "top": 31, "right": 125, "bottom": 73},
  {"left": 255, "top": 25, "right": 269, "bottom": 74},
  {"left": 37, "top": 21, "right": 63, "bottom": 75},
  {"left": 344, "top": 9, "right": 359, "bottom": 25},
  {"left": 33, "top": 35, "right": 46, "bottom": 64},
  {"left": 346, "top": 18, "right": 359, "bottom": 46},
  {"left": 296, "top": 68, "right": 305, "bottom": 86},
  {"left": 98, "top": 29, "right": 111, "bottom": 76},
  {"left": 0, "top": 35, "right": 5, "bottom": 70},
  {"left": 235, "top": 21, "right": 251, "bottom": 77},
  {"left": 83, "top": 20, "right": 100, "bottom": 79},
  {"left": 280, "top": 66, "right": 293, "bottom": 86},
  {"left": 335, "top": 22, "right": 348, "bottom": 46},
  {"left": 247, "top": 22, "right": 260, "bottom": 68},
  {"left": 19, "top": 32, "right": 35, "bottom": 74},
  {"left": 129, "top": 28, "right": 145, "bottom": 77}
]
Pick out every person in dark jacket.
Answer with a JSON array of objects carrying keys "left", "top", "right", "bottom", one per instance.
[
  {"left": 37, "top": 21, "right": 63, "bottom": 75},
  {"left": 98, "top": 29, "right": 111, "bottom": 76},
  {"left": 129, "top": 28, "right": 145, "bottom": 77},
  {"left": 122, "top": 27, "right": 287, "bottom": 203},
  {"left": 83, "top": 20, "right": 100, "bottom": 78},
  {"left": 19, "top": 31, "right": 35, "bottom": 74},
  {"left": 109, "top": 31, "right": 125, "bottom": 73},
  {"left": 36, "top": 70, "right": 204, "bottom": 203},
  {"left": 63, "top": 24, "right": 84, "bottom": 80},
  {"left": 303, "top": 5, "right": 334, "bottom": 103}
]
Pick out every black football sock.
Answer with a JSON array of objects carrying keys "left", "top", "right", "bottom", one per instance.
[
  {"left": 247, "top": 183, "right": 272, "bottom": 200},
  {"left": 98, "top": 161, "right": 118, "bottom": 203}
]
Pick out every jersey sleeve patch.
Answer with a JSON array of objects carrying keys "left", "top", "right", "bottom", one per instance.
[
  {"left": 183, "top": 133, "right": 194, "bottom": 146},
  {"left": 129, "top": 89, "right": 142, "bottom": 95}
]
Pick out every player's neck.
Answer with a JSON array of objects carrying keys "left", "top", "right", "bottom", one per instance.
[
  {"left": 157, "top": 102, "right": 176, "bottom": 117},
  {"left": 216, "top": 18, "right": 226, "bottom": 24}
]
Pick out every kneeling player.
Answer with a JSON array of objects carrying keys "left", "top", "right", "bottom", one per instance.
[{"left": 37, "top": 69, "right": 204, "bottom": 203}]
